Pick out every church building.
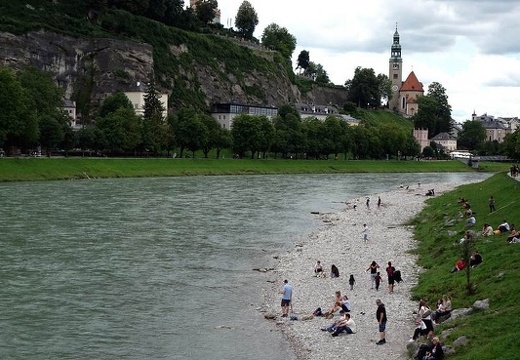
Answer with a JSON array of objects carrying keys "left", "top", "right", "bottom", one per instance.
[{"left": 388, "top": 27, "right": 424, "bottom": 117}]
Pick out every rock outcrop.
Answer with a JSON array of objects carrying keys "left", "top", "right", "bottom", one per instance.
[{"left": 0, "top": 30, "right": 347, "bottom": 114}]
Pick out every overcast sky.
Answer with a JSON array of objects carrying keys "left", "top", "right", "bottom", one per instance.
[{"left": 198, "top": 0, "right": 520, "bottom": 122}]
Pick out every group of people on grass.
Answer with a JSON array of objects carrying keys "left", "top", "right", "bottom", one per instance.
[{"left": 409, "top": 297, "right": 451, "bottom": 359}]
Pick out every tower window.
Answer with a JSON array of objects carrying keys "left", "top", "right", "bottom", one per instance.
[{"left": 393, "top": 74, "right": 398, "bottom": 79}]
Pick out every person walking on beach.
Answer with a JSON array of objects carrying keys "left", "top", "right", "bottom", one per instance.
[
  {"left": 362, "top": 224, "right": 369, "bottom": 243},
  {"left": 374, "top": 271, "right": 382, "bottom": 291},
  {"left": 348, "top": 274, "right": 356, "bottom": 290},
  {"left": 375, "top": 299, "right": 387, "bottom": 345},
  {"left": 489, "top": 196, "right": 496, "bottom": 213},
  {"left": 377, "top": 196, "right": 381, "bottom": 207},
  {"left": 280, "top": 280, "right": 292, "bottom": 317},
  {"left": 386, "top": 261, "right": 396, "bottom": 294},
  {"left": 366, "top": 261, "right": 380, "bottom": 289},
  {"left": 366, "top": 197, "right": 370, "bottom": 209}
]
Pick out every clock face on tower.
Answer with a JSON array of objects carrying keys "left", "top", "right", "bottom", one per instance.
[{"left": 392, "top": 85, "right": 398, "bottom": 92}]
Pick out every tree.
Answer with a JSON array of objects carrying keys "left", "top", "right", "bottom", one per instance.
[
  {"left": 171, "top": 108, "right": 206, "bottom": 158},
  {"left": 98, "top": 92, "right": 133, "bottom": 118},
  {"left": 194, "top": 0, "right": 218, "bottom": 25},
  {"left": 235, "top": 0, "right": 258, "bottom": 39},
  {"left": 502, "top": 130, "right": 520, "bottom": 160},
  {"left": 457, "top": 120, "right": 486, "bottom": 151},
  {"left": 272, "top": 104, "right": 303, "bottom": 158},
  {"left": 0, "top": 66, "right": 35, "bottom": 152},
  {"left": 377, "top": 74, "right": 391, "bottom": 105},
  {"left": 301, "top": 117, "right": 324, "bottom": 159},
  {"left": 199, "top": 113, "right": 221, "bottom": 158},
  {"left": 314, "top": 63, "right": 330, "bottom": 85},
  {"left": 163, "top": 0, "right": 185, "bottom": 26},
  {"left": 142, "top": 80, "right": 167, "bottom": 155},
  {"left": 303, "top": 61, "right": 330, "bottom": 85},
  {"left": 231, "top": 114, "right": 273, "bottom": 158},
  {"left": 345, "top": 67, "right": 384, "bottom": 109},
  {"left": 296, "top": 50, "right": 310, "bottom": 72},
  {"left": 96, "top": 107, "right": 141, "bottom": 152},
  {"left": 261, "top": 23, "right": 297, "bottom": 60},
  {"left": 17, "top": 67, "right": 67, "bottom": 152},
  {"left": 422, "top": 146, "right": 434, "bottom": 158},
  {"left": 412, "top": 82, "right": 452, "bottom": 137}
]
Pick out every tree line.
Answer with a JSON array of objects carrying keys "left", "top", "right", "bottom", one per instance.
[{"left": 2, "top": 65, "right": 518, "bottom": 160}]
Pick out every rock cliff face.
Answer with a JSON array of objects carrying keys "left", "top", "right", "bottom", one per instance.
[
  {"left": 0, "top": 30, "right": 346, "bottom": 114},
  {"left": 0, "top": 30, "right": 154, "bottom": 106}
]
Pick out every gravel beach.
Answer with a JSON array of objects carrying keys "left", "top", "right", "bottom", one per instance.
[{"left": 267, "top": 182, "right": 461, "bottom": 360}]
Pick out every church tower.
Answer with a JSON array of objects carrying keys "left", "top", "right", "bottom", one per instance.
[{"left": 388, "top": 25, "right": 403, "bottom": 111}]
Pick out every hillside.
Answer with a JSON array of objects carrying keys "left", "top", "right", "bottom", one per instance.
[
  {"left": 0, "top": 1, "right": 347, "bottom": 119},
  {"left": 409, "top": 173, "right": 520, "bottom": 359}
]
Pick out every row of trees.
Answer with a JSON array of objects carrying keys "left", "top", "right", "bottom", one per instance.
[
  {"left": 86, "top": 100, "right": 421, "bottom": 160},
  {"left": 0, "top": 65, "right": 419, "bottom": 159}
]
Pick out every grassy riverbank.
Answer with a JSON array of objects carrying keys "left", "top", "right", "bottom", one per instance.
[
  {"left": 0, "top": 158, "right": 497, "bottom": 182},
  {"left": 409, "top": 172, "right": 520, "bottom": 359}
]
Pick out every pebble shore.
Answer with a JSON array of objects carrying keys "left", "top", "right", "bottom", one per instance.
[{"left": 266, "top": 183, "right": 460, "bottom": 360}]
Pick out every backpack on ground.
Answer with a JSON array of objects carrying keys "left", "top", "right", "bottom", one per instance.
[{"left": 394, "top": 269, "right": 403, "bottom": 283}]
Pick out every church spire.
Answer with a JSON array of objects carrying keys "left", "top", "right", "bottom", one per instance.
[{"left": 391, "top": 23, "right": 401, "bottom": 60}]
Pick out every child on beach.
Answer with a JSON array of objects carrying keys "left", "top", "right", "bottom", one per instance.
[
  {"left": 361, "top": 224, "right": 369, "bottom": 243},
  {"left": 375, "top": 272, "right": 382, "bottom": 291},
  {"left": 348, "top": 274, "right": 355, "bottom": 290}
]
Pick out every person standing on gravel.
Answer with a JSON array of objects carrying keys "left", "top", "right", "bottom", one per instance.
[
  {"left": 362, "top": 224, "right": 369, "bottom": 243},
  {"left": 366, "top": 260, "right": 380, "bottom": 289},
  {"left": 280, "top": 280, "right": 292, "bottom": 317},
  {"left": 386, "top": 261, "right": 396, "bottom": 294},
  {"left": 375, "top": 299, "right": 387, "bottom": 345}
]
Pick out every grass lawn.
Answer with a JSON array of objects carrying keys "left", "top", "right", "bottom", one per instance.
[
  {"left": 0, "top": 157, "right": 508, "bottom": 182},
  {"left": 409, "top": 172, "right": 520, "bottom": 359}
]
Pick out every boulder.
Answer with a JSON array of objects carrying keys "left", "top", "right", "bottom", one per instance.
[
  {"left": 473, "top": 298, "right": 489, "bottom": 310},
  {"left": 452, "top": 336, "right": 469, "bottom": 348},
  {"left": 447, "top": 307, "right": 474, "bottom": 321}
]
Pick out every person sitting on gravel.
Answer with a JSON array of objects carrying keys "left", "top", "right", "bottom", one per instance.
[
  {"left": 330, "top": 264, "right": 340, "bottom": 278},
  {"left": 324, "top": 294, "right": 351, "bottom": 317},
  {"left": 314, "top": 260, "right": 325, "bottom": 277},
  {"left": 321, "top": 310, "right": 347, "bottom": 333},
  {"left": 450, "top": 258, "right": 467, "bottom": 273},
  {"left": 331, "top": 312, "right": 356, "bottom": 336}
]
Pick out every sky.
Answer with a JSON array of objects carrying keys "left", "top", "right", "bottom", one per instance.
[{"left": 192, "top": 0, "right": 520, "bottom": 123}]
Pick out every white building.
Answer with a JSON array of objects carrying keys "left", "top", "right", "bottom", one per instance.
[
  {"left": 124, "top": 82, "right": 169, "bottom": 119},
  {"left": 211, "top": 103, "right": 278, "bottom": 129}
]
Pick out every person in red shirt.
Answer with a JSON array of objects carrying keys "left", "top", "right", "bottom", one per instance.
[{"left": 450, "top": 258, "right": 466, "bottom": 273}]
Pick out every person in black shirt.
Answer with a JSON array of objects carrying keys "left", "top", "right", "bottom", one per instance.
[{"left": 375, "top": 299, "right": 387, "bottom": 345}]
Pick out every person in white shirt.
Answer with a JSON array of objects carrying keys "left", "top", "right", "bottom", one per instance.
[
  {"left": 314, "top": 260, "right": 324, "bottom": 277},
  {"left": 498, "top": 220, "right": 510, "bottom": 233},
  {"left": 331, "top": 313, "right": 356, "bottom": 336}
]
